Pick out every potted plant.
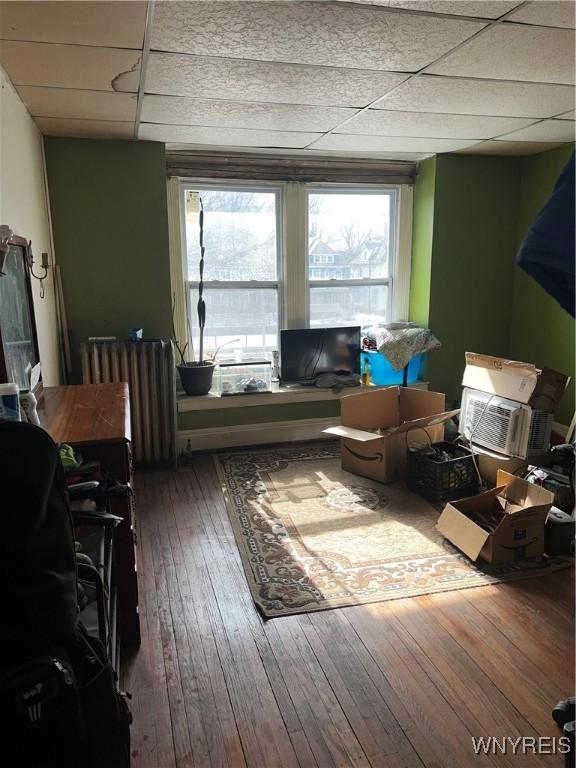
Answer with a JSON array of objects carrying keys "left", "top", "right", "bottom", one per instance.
[{"left": 175, "top": 197, "right": 216, "bottom": 396}]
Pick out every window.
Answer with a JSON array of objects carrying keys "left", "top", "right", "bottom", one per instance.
[
  {"left": 307, "top": 189, "right": 394, "bottom": 328},
  {"left": 180, "top": 181, "right": 410, "bottom": 360},
  {"left": 311, "top": 253, "right": 335, "bottom": 265},
  {"left": 183, "top": 186, "right": 280, "bottom": 360}
]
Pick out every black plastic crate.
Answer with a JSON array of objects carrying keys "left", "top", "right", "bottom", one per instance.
[{"left": 408, "top": 441, "right": 479, "bottom": 503}]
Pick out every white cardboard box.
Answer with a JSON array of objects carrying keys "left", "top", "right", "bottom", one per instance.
[
  {"left": 462, "top": 352, "right": 568, "bottom": 412},
  {"left": 460, "top": 353, "right": 569, "bottom": 460}
]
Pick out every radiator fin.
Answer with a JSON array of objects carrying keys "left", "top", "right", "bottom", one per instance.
[{"left": 80, "top": 341, "right": 176, "bottom": 465}]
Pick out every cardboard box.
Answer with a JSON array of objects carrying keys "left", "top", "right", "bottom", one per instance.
[
  {"left": 476, "top": 453, "right": 526, "bottom": 486},
  {"left": 436, "top": 470, "right": 554, "bottom": 564},
  {"left": 462, "top": 352, "right": 569, "bottom": 413},
  {"left": 324, "top": 387, "right": 459, "bottom": 483}
]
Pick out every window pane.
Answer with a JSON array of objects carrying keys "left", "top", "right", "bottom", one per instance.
[
  {"left": 308, "top": 192, "right": 391, "bottom": 279},
  {"left": 310, "top": 285, "right": 388, "bottom": 328},
  {"left": 185, "top": 189, "right": 277, "bottom": 281},
  {"left": 190, "top": 288, "right": 278, "bottom": 360}
]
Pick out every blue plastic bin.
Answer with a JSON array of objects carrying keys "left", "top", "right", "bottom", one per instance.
[{"left": 361, "top": 350, "right": 422, "bottom": 385}]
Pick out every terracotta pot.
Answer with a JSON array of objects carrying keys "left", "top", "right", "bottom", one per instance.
[{"left": 177, "top": 361, "right": 216, "bottom": 396}]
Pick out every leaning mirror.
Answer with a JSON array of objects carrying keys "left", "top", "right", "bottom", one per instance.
[{"left": 0, "top": 229, "right": 40, "bottom": 391}]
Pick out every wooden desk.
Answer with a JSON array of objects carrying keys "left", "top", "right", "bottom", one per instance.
[{"left": 39, "top": 383, "right": 141, "bottom": 647}]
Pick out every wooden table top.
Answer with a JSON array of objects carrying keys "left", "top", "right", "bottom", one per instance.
[{"left": 38, "top": 383, "right": 131, "bottom": 446}]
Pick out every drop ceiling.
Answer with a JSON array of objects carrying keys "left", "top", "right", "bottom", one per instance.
[{"left": 0, "top": 0, "right": 574, "bottom": 160}]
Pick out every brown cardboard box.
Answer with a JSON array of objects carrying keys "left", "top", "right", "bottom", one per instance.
[
  {"left": 477, "top": 453, "right": 526, "bottom": 486},
  {"left": 324, "top": 387, "right": 459, "bottom": 483},
  {"left": 462, "top": 352, "right": 569, "bottom": 413},
  {"left": 436, "top": 470, "right": 554, "bottom": 564}
]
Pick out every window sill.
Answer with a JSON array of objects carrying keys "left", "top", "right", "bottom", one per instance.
[{"left": 176, "top": 381, "right": 429, "bottom": 413}]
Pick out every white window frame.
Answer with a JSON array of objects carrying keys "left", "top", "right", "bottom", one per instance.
[
  {"left": 180, "top": 180, "right": 284, "bottom": 355},
  {"left": 177, "top": 179, "right": 413, "bottom": 348},
  {"left": 305, "top": 184, "right": 397, "bottom": 327}
]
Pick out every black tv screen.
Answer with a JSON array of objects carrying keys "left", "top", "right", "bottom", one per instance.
[{"left": 280, "top": 326, "right": 361, "bottom": 384}]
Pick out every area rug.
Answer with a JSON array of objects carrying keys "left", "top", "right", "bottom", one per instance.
[{"left": 214, "top": 442, "right": 572, "bottom": 617}]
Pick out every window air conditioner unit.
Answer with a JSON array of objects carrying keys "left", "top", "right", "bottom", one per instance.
[{"left": 460, "top": 388, "right": 553, "bottom": 459}]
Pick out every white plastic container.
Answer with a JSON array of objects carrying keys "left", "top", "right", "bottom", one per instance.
[
  {"left": 0, "top": 382, "right": 21, "bottom": 422},
  {"left": 20, "top": 390, "right": 41, "bottom": 426},
  {"left": 216, "top": 361, "right": 272, "bottom": 396}
]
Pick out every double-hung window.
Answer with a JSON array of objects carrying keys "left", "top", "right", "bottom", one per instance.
[
  {"left": 179, "top": 180, "right": 409, "bottom": 360},
  {"left": 307, "top": 188, "right": 395, "bottom": 328},
  {"left": 182, "top": 184, "right": 281, "bottom": 360}
]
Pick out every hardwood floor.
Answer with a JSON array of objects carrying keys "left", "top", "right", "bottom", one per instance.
[{"left": 123, "top": 457, "right": 575, "bottom": 768}]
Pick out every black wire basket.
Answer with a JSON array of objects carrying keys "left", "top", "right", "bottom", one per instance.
[{"left": 408, "top": 441, "right": 480, "bottom": 503}]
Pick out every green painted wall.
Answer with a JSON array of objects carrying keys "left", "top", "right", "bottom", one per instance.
[
  {"left": 179, "top": 400, "right": 339, "bottom": 430},
  {"left": 44, "top": 138, "right": 172, "bottom": 381},
  {"left": 410, "top": 147, "right": 574, "bottom": 424},
  {"left": 409, "top": 156, "right": 435, "bottom": 328},
  {"left": 511, "top": 145, "right": 574, "bottom": 425},
  {"left": 427, "top": 154, "right": 522, "bottom": 402}
]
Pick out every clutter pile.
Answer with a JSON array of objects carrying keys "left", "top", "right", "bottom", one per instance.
[{"left": 324, "top": 349, "right": 574, "bottom": 568}]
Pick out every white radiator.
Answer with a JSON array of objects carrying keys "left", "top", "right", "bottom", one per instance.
[{"left": 80, "top": 340, "right": 176, "bottom": 465}]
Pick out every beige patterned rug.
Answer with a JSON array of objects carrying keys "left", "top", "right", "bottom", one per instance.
[{"left": 215, "top": 442, "right": 572, "bottom": 617}]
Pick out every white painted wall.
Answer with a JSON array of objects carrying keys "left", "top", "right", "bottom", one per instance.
[{"left": 0, "top": 67, "right": 60, "bottom": 385}]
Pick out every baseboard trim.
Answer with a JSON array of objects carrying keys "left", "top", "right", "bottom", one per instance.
[{"left": 177, "top": 416, "right": 340, "bottom": 453}]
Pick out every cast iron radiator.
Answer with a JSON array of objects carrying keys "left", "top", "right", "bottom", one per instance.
[{"left": 80, "top": 340, "right": 176, "bottom": 465}]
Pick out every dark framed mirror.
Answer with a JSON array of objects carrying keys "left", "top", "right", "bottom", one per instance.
[{"left": 0, "top": 230, "right": 41, "bottom": 392}]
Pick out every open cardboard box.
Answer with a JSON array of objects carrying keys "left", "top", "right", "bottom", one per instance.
[
  {"left": 437, "top": 470, "right": 554, "bottom": 564},
  {"left": 462, "top": 352, "right": 569, "bottom": 413},
  {"left": 324, "top": 387, "right": 459, "bottom": 483}
]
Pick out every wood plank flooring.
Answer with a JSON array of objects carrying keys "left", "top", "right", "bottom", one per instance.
[{"left": 123, "top": 457, "right": 575, "bottom": 768}]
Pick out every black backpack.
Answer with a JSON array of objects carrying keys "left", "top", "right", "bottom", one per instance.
[
  {"left": 0, "top": 625, "right": 131, "bottom": 768},
  {"left": 0, "top": 421, "right": 131, "bottom": 767}
]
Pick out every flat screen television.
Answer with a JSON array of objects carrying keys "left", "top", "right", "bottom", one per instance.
[{"left": 280, "top": 326, "right": 361, "bottom": 384}]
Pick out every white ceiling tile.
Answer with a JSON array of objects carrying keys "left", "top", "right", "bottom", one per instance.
[
  {"left": 311, "top": 134, "right": 477, "bottom": 152},
  {"left": 344, "top": 1, "right": 520, "bottom": 18},
  {"left": 338, "top": 109, "right": 537, "bottom": 138},
  {"left": 145, "top": 53, "right": 409, "bottom": 108},
  {"left": 0, "top": 41, "right": 141, "bottom": 92},
  {"left": 16, "top": 86, "right": 137, "bottom": 121},
  {"left": 457, "top": 139, "right": 568, "bottom": 155},
  {"left": 506, "top": 1, "right": 576, "bottom": 29},
  {"left": 141, "top": 95, "right": 355, "bottom": 132},
  {"left": 35, "top": 117, "right": 134, "bottom": 139},
  {"left": 555, "top": 108, "right": 576, "bottom": 119},
  {"left": 428, "top": 23, "right": 575, "bottom": 84},
  {"left": 0, "top": 1, "right": 147, "bottom": 48},
  {"left": 496, "top": 118, "right": 576, "bottom": 141},
  {"left": 138, "top": 123, "right": 322, "bottom": 149},
  {"left": 374, "top": 74, "right": 575, "bottom": 118},
  {"left": 150, "top": 1, "right": 485, "bottom": 72},
  {"left": 308, "top": 148, "right": 430, "bottom": 161}
]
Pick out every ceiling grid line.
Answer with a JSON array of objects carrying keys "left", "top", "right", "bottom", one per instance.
[
  {"left": 0, "top": 0, "right": 573, "bottom": 157},
  {"left": 302, "top": 0, "right": 532, "bottom": 149}
]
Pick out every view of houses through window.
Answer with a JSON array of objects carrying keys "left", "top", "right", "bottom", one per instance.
[
  {"left": 183, "top": 185, "right": 395, "bottom": 361},
  {"left": 307, "top": 191, "right": 391, "bottom": 329}
]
